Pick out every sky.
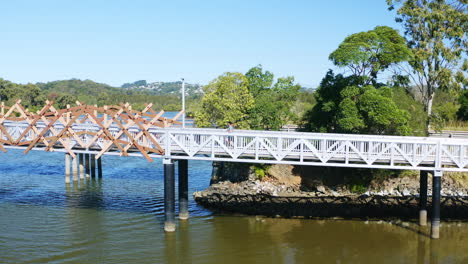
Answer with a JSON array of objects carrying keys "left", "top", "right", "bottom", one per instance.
[{"left": 0, "top": 0, "right": 401, "bottom": 87}]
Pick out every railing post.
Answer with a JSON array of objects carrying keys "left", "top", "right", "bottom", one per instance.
[
  {"left": 178, "top": 159, "right": 189, "bottom": 220},
  {"left": 164, "top": 159, "right": 176, "bottom": 232},
  {"left": 419, "top": 171, "right": 428, "bottom": 226},
  {"left": 431, "top": 170, "right": 442, "bottom": 239}
]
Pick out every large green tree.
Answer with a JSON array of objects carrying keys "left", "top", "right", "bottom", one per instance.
[
  {"left": 195, "top": 72, "right": 254, "bottom": 129},
  {"left": 329, "top": 26, "right": 411, "bottom": 85},
  {"left": 303, "top": 71, "right": 411, "bottom": 135},
  {"left": 387, "top": 0, "right": 467, "bottom": 131},
  {"left": 245, "top": 65, "right": 300, "bottom": 130}
]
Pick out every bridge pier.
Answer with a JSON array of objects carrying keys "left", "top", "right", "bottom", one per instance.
[
  {"left": 97, "top": 157, "right": 102, "bottom": 178},
  {"left": 72, "top": 156, "right": 78, "bottom": 182},
  {"left": 91, "top": 154, "right": 96, "bottom": 178},
  {"left": 431, "top": 170, "right": 442, "bottom": 239},
  {"left": 178, "top": 160, "right": 189, "bottom": 220},
  {"left": 85, "top": 153, "right": 90, "bottom": 179},
  {"left": 164, "top": 159, "right": 176, "bottom": 232},
  {"left": 419, "top": 171, "right": 428, "bottom": 226},
  {"left": 65, "top": 154, "right": 71, "bottom": 183},
  {"left": 79, "top": 153, "right": 85, "bottom": 179}
]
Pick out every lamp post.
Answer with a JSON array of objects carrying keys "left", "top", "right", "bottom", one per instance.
[{"left": 181, "top": 78, "right": 185, "bottom": 128}]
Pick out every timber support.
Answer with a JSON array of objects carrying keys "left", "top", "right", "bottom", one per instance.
[
  {"left": 178, "top": 159, "right": 189, "bottom": 220},
  {"left": 431, "top": 170, "right": 442, "bottom": 239},
  {"left": 78, "top": 153, "right": 85, "bottom": 179},
  {"left": 419, "top": 171, "right": 428, "bottom": 226},
  {"left": 85, "top": 153, "right": 90, "bottom": 179},
  {"left": 164, "top": 159, "right": 176, "bottom": 232},
  {"left": 65, "top": 154, "right": 70, "bottom": 183},
  {"left": 91, "top": 154, "right": 96, "bottom": 178},
  {"left": 97, "top": 157, "right": 102, "bottom": 178},
  {"left": 72, "top": 156, "right": 78, "bottom": 182}
]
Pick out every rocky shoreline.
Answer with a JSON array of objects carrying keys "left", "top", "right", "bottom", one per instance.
[
  {"left": 194, "top": 180, "right": 468, "bottom": 219},
  {"left": 194, "top": 163, "right": 468, "bottom": 220}
]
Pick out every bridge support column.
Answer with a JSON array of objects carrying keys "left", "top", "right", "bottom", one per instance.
[
  {"left": 97, "top": 157, "right": 102, "bottom": 178},
  {"left": 164, "top": 159, "right": 176, "bottom": 232},
  {"left": 85, "top": 153, "right": 90, "bottom": 179},
  {"left": 419, "top": 171, "right": 428, "bottom": 226},
  {"left": 178, "top": 159, "right": 189, "bottom": 220},
  {"left": 72, "top": 156, "right": 78, "bottom": 182},
  {"left": 79, "top": 154, "right": 85, "bottom": 179},
  {"left": 431, "top": 170, "right": 442, "bottom": 239},
  {"left": 91, "top": 154, "right": 96, "bottom": 178},
  {"left": 65, "top": 154, "right": 71, "bottom": 183}
]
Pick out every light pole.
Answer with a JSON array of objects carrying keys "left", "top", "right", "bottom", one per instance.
[{"left": 181, "top": 78, "right": 185, "bottom": 128}]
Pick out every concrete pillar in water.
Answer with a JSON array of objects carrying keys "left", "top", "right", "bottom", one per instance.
[
  {"left": 85, "top": 153, "right": 90, "bottom": 179},
  {"left": 164, "top": 159, "right": 176, "bottom": 232},
  {"left": 72, "top": 155, "right": 78, "bottom": 182},
  {"left": 431, "top": 170, "right": 442, "bottom": 239},
  {"left": 79, "top": 154, "right": 85, "bottom": 179},
  {"left": 91, "top": 154, "right": 96, "bottom": 178},
  {"left": 419, "top": 171, "right": 428, "bottom": 226},
  {"left": 178, "top": 159, "right": 189, "bottom": 220},
  {"left": 97, "top": 157, "right": 102, "bottom": 178},
  {"left": 65, "top": 154, "right": 71, "bottom": 183}
]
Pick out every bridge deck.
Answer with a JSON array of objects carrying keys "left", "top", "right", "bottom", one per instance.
[{"left": 1, "top": 101, "right": 467, "bottom": 172}]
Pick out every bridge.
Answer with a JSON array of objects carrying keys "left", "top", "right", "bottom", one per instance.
[{"left": 1, "top": 100, "right": 467, "bottom": 238}]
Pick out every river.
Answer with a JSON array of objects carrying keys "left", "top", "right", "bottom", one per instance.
[{"left": 0, "top": 149, "right": 467, "bottom": 263}]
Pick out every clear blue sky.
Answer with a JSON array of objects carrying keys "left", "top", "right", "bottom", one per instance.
[{"left": 0, "top": 0, "right": 400, "bottom": 87}]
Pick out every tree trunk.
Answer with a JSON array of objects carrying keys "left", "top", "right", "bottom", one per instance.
[{"left": 426, "top": 91, "right": 435, "bottom": 134}]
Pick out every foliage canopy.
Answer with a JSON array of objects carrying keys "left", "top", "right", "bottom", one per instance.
[
  {"left": 195, "top": 72, "right": 254, "bottom": 129},
  {"left": 329, "top": 26, "right": 411, "bottom": 85},
  {"left": 303, "top": 71, "right": 411, "bottom": 135}
]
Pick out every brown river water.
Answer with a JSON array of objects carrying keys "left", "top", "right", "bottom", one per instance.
[{"left": 0, "top": 149, "right": 467, "bottom": 264}]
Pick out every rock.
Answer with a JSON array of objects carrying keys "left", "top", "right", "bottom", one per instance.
[
  {"left": 316, "top": 185, "right": 326, "bottom": 193},
  {"left": 402, "top": 189, "right": 411, "bottom": 196}
]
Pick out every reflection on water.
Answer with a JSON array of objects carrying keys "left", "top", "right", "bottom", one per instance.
[{"left": 0, "top": 149, "right": 467, "bottom": 263}]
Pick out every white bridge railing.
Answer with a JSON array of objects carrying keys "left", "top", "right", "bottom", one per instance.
[{"left": 2, "top": 121, "right": 468, "bottom": 172}]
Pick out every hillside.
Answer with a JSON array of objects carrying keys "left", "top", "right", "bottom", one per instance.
[{"left": 36, "top": 79, "right": 121, "bottom": 96}]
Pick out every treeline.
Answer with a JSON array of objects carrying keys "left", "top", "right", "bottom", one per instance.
[{"left": 0, "top": 78, "right": 199, "bottom": 112}]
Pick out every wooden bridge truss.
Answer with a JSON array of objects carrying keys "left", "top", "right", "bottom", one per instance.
[{"left": 0, "top": 100, "right": 182, "bottom": 162}]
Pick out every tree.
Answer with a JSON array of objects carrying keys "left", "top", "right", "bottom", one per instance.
[
  {"left": 97, "top": 92, "right": 109, "bottom": 106},
  {"left": 456, "top": 89, "right": 468, "bottom": 121},
  {"left": 245, "top": 65, "right": 274, "bottom": 97},
  {"left": 387, "top": 0, "right": 467, "bottom": 131},
  {"left": 56, "top": 94, "right": 77, "bottom": 109},
  {"left": 0, "top": 79, "right": 45, "bottom": 109},
  {"left": 245, "top": 65, "right": 300, "bottom": 130},
  {"left": 303, "top": 70, "right": 410, "bottom": 135},
  {"left": 195, "top": 72, "right": 254, "bottom": 129},
  {"left": 329, "top": 26, "right": 411, "bottom": 85}
]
